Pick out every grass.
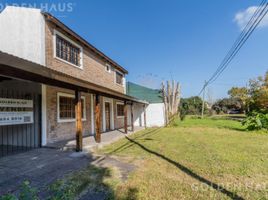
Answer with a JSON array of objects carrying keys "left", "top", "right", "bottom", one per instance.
[
  {"left": 99, "top": 116, "right": 268, "bottom": 200},
  {"left": 47, "top": 165, "right": 119, "bottom": 199},
  {"left": 45, "top": 116, "right": 268, "bottom": 199}
]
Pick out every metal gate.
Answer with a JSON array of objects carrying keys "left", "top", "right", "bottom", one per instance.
[{"left": 0, "top": 87, "right": 41, "bottom": 157}]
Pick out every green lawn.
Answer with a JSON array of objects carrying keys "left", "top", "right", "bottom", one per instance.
[
  {"left": 100, "top": 117, "right": 268, "bottom": 200},
  {"left": 42, "top": 117, "right": 268, "bottom": 199}
]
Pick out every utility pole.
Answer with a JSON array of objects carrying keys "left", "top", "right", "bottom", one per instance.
[{"left": 201, "top": 80, "right": 207, "bottom": 119}]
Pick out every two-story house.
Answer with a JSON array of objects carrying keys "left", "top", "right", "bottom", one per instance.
[{"left": 0, "top": 6, "right": 147, "bottom": 157}]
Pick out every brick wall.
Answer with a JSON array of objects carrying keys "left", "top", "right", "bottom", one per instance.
[
  {"left": 45, "top": 21, "right": 125, "bottom": 94},
  {"left": 46, "top": 86, "right": 129, "bottom": 143},
  {"left": 46, "top": 85, "right": 92, "bottom": 143}
]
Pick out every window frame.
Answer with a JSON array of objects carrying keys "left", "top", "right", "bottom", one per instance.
[
  {"left": 116, "top": 102, "right": 124, "bottom": 118},
  {"left": 53, "top": 29, "right": 83, "bottom": 69},
  {"left": 105, "top": 64, "right": 111, "bottom": 73},
  {"left": 57, "top": 92, "right": 86, "bottom": 123},
  {"left": 115, "top": 70, "right": 124, "bottom": 86}
]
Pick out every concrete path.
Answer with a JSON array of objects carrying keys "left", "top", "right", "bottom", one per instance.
[
  {"left": 47, "top": 126, "right": 144, "bottom": 152},
  {"left": 0, "top": 127, "right": 142, "bottom": 199},
  {"left": 0, "top": 148, "right": 91, "bottom": 196}
]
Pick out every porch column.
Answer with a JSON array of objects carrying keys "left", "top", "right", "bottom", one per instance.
[
  {"left": 124, "top": 101, "right": 128, "bottom": 134},
  {"left": 75, "top": 90, "right": 83, "bottom": 152},
  {"left": 131, "top": 103, "right": 134, "bottom": 132},
  {"left": 143, "top": 104, "right": 147, "bottom": 128},
  {"left": 95, "top": 94, "right": 101, "bottom": 143}
]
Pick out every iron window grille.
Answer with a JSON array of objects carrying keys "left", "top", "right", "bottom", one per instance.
[{"left": 56, "top": 35, "right": 81, "bottom": 67}]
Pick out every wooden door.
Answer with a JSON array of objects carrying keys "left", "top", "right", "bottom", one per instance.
[{"left": 105, "top": 102, "right": 110, "bottom": 131}]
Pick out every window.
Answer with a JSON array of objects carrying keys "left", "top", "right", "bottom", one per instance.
[
  {"left": 116, "top": 103, "right": 124, "bottom": 117},
  {"left": 57, "top": 93, "right": 86, "bottom": 122},
  {"left": 116, "top": 71, "right": 123, "bottom": 85},
  {"left": 55, "top": 31, "right": 82, "bottom": 67},
  {"left": 105, "top": 64, "right": 111, "bottom": 73}
]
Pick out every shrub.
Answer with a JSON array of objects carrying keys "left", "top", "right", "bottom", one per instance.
[
  {"left": 0, "top": 181, "right": 39, "bottom": 200},
  {"left": 0, "top": 194, "right": 17, "bottom": 200},
  {"left": 242, "top": 111, "right": 268, "bottom": 130},
  {"left": 179, "top": 110, "right": 186, "bottom": 121},
  {"left": 48, "top": 180, "right": 77, "bottom": 200},
  {"left": 19, "top": 181, "right": 39, "bottom": 200}
]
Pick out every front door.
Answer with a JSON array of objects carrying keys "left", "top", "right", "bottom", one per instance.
[{"left": 105, "top": 102, "right": 111, "bottom": 131}]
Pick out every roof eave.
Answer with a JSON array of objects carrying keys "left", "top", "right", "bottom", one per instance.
[{"left": 0, "top": 50, "right": 146, "bottom": 104}]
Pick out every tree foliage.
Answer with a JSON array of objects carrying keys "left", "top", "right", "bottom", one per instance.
[
  {"left": 227, "top": 71, "right": 268, "bottom": 131},
  {"left": 247, "top": 72, "right": 268, "bottom": 112},
  {"left": 180, "top": 96, "right": 206, "bottom": 115},
  {"left": 212, "top": 97, "right": 243, "bottom": 114}
]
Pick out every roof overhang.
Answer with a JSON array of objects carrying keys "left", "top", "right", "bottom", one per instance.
[
  {"left": 42, "top": 12, "right": 128, "bottom": 74},
  {"left": 0, "top": 51, "right": 147, "bottom": 104}
]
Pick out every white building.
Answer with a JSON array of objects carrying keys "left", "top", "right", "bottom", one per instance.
[{"left": 127, "top": 82, "right": 166, "bottom": 127}]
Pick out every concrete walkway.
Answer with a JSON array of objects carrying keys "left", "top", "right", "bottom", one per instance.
[
  {"left": 0, "top": 148, "right": 91, "bottom": 196},
  {"left": 0, "top": 127, "right": 144, "bottom": 198},
  {"left": 46, "top": 126, "right": 144, "bottom": 152}
]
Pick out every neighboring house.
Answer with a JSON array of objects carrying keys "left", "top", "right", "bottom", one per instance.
[
  {"left": 0, "top": 6, "right": 147, "bottom": 157},
  {"left": 127, "top": 82, "right": 166, "bottom": 127}
]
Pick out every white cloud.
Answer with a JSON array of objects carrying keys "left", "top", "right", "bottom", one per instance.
[{"left": 234, "top": 6, "right": 268, "bottom": 30}]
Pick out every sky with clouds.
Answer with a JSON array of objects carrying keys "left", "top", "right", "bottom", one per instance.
[
  {"left": 234, "top": 5, "right": 268, "bottom": 29},
  {"left": 1, "top": 0, "right": 268, "bottom": 101}
]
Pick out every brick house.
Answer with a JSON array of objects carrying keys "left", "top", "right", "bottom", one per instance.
[{"left": 0, "top": 6, "right": 147, "bottom": 156}]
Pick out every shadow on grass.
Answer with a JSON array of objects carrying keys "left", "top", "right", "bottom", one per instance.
[
  {"left": 64, "top": 162, "right": 139, "bottom": 200},
  {"left": 108, "top": 128, "right": 162, "bottom": 154},
  {"left": 125, "top": 136, "right": 245, "bottom": 200},
  {"left": 221, "top": 126, "right": 246, "bottom": 132},
  {"left": 73, "top": 165, "right": 138, "bottom": 200}
]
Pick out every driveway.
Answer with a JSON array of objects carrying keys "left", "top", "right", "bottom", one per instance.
[{"left": 0, "top": 148, "right": 92, "bottom": 196}]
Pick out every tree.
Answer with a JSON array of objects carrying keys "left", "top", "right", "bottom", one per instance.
[
  {"left": 247, "top": 72, "right": 268, "bottom": 112},
  {"left": 162, "top": 80, "right": 181, "bottom": 125},
  {"left": 212, "top": 98, "right": 243, "bottom": 114},
  {"left": 228, "top": 87, "right": 248, "bottom": 112},
  {"left": 228, "top": 87, "right": 248, "bottom": 100},
  {"left": 179, "top": 96, "right": 205, "bottom": 115}
]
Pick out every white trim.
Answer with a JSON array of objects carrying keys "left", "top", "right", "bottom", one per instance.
[
  {"left": 91, "top": 94, "right": 94, "bottom": 134},
  {"left": 41, "top": 84, "right": 47, "bottom": 146},
  {"left": 105, "top": 63, "right": 111, "bottom": 73},
  {"left": 57, "top": 92, "right": 86, "bottom": 123},
  {"left": 116, "top": 102, "right": 124, "bottom": 118},
  {"left": 53, "top": 29, "right": 84, "bottom": 69},
  {"left": 102, "top": 97, "right": 114, "bottom": 131}
]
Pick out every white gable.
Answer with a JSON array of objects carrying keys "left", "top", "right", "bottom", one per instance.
[{"left": 0, "top": 6, "right": 45, "bottom": 65}]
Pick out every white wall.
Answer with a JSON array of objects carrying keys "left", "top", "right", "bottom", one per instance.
[
  {"left": 132, "top": 103, "right": 165, "bottom": 127},
  {"left": 133, "top": 103, "right": 145, "bottom": 127},
  {"left": 0, "top": 6, "right": 45, "bottom": 65},
  {"left": 146, "top": 103, "right": 165, "bottom": 127}
]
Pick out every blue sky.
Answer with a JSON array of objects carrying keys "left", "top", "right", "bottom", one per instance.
[{"left": 2, "top": 0, "right": 268, "bottom": 100}]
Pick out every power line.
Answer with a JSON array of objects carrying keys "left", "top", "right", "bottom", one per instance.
[
  {"left": 198, "top": 0, "right": 268, "bottom": 96},
  {"left": 209, "top": 3, "right": 268, "bottom": 84},
  {"left": 207, "top": 0, "right": 266, "bottom": 84}
]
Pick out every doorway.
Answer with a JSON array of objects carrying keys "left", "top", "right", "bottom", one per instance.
[{"left": 105, "top": 102, "right": 111, "bottom": 131}]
